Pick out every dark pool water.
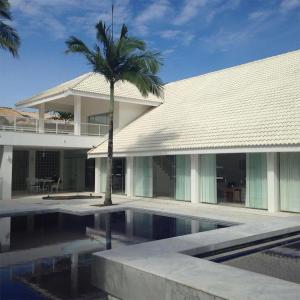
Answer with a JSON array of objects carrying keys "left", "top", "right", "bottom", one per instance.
[
  {"left": 0, "top": 210, "right": 230, "bottom": 299},
  {"left": 221, "top": 238, "right": 300, "bottom": 284}
]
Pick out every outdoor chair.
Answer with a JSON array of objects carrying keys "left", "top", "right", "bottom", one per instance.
[
  {"left": 50, "top": 177, "right": 61, "bottom": 193},
  {"left": 26, "top": 178, "right": 39, "bottom": 193}
]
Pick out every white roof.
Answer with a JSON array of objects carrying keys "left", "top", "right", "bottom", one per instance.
[
  {"left": 90, "top": 50, "right": 300, "bottom": 156},
  {"left": 16, "top": 72, "right": 163, "bottom": 107}
]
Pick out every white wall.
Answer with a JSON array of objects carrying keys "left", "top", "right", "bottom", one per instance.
[
  {"left": 0, "top": 145, "right": 13, "bottom": 200},
  {"left": 118, "top": 102, "right": 149, "bottom": 129},
  {"left": 81, "top": 98, "right": 149, "bottom": 130},
  {"left": 0, "top": 131, "right": 102, "bottom": 149}
]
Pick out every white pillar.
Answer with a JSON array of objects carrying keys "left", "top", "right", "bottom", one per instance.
[
  {"left": 126, "top": 157, "right": 134, "bottom": 197},
  {"left": 38, "top": 103, "right": 45, "bottom": 133},
  {"left": 191, "top": 220, "right": 200, "bottom": 233},
  {"left": 74, "top": 95, "right": 81, "bottom": 136},
  {"left": 267, "top": 152, "right": 280, "bottom": 213},
  {"left": 191, "top": 154, "right": 199, "bottom": 204},
  {"left": 0, "top": 145, "right": 13, "bottom": 201},
  {"left": 0, "top": 217, "right": 11, "bottom": 251},
  {"left": 71, "top": 253, "right": 79, "bottom": 296},
  {"left": 126, "top": 210, "right": 134, "bottom": 237},
  {"left": 95, "top": 158, "right": 101, "bottom": 194}
]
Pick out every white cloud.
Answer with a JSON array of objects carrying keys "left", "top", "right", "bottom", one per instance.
[
  {"left": 173, "top": 0, "right": 241, "bottom": 26},
  {"left": 202, "top": 27, "right": 253, "bottom": 52},
  {"left": 174, "top": 0, "right": 207, "bottom": 25},
  {"left": 159, "top": 30, "right": 181, "bottom": 39},
  {"left": 134, "top": 0, "right": 170, "bottom": 35},
  {"left": 10, "top": 0, "right": 131, "bottom": 39},
  {"left": 280, "top": 0, "right": 300, "bottom": 11},
  {"left": 248, "top": 10, "right": 273, "bottom": 22},
  {"left": 162, "top": 48, "right": 175, "bottom": 56}
]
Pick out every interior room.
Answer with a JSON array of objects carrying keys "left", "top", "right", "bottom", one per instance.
[{"left": 216, "top": 153, "right": 246, "bottom": 206}]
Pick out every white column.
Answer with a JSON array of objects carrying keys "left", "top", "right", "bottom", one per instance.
[
  {"left": 38, "top": 103, "right": 45, "bottom": 133},
  {"left": 0, "top": 145, "right": 13, "bottom": 201},
  {"left": 74, "top": 95, "right": 81, "bottom": 136},
  {"left": 0, "top": 217, "right": 11, "bottom": 251},
  {"left": 267, "top": 152, "right": 280, "bottom": 213},
  {"left": 95, "top": 158, "right": 101, "bottom": 194},
  {"left": 126, "top": 210, "right": 134, "bottom": 237},
  {"left": 71, "top": 253, "right": 79, "bottom": 296},
  {"left": 126, "top": 157, "right": 134, "bottom": 197},
  {"left": 191, "top": 154, "right": 199, "bottom": 204},
  {"left": 191, "top": 220, "right": 200, "bottom": 233}
]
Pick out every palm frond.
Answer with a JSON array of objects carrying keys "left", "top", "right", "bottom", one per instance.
[
  {"left": 93, "top": 44, "right": 113, "bottom": 78},
  {"left": 120, "top": 69, "right": 164, "bottom": 98},
  {"left": 65, "top": 36, "right": 95, "bottom": 64},
  {"left": 0, "top": 0, "right": 11, "bottom": 20},
  {"left": 95, "top": 21, "right": 112, "bottom": 50},
  {"left": 0, "top": 21, "right": 20, "bottom": 57}
]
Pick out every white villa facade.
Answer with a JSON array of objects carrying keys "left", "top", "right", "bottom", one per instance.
[
  {"left": 1, "top": 50, "right": 300, "bottom": 214},
  {"left": 0, "top": 73, "right": 161, "bottom": 200}
]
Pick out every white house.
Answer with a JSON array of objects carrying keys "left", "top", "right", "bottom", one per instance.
[
  {"left": 0, "top": 72, "right": 162, "bottom": 200},
  {"left": 1, "top": 49, "right": 300, "bottom": 214},
  {"left": 89, "top": 49, "right": 300, "bottom": 214}
]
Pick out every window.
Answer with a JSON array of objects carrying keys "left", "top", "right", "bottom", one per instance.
[
  {"left": 88, "top": 113, "right": 109, "bottom": 125},
  {"left": 35, "top": 151, "right": 59, "bottom": 179}
]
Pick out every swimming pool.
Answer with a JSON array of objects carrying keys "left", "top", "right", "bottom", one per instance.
[
  {"left": 0, "top": 209, "right": 231, "bottom": 299},
  {"left": 198, "top": 231, "right": 300, "bottom": 285}
]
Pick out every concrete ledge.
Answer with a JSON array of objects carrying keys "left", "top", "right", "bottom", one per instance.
[{"left": 91, "top": 207, "right": 300, "bottom": 300}]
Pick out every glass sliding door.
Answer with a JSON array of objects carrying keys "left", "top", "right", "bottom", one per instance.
[
  {"left": 99, "top": 158, "right": 126, "bottom": 194},
  {"left": 112, "top": 158, "right": 126, "bottom": 194},
  {"left": 100, "top": 158, "right": 107, "bottom": 193},
  {"left": 175, "top": 155, "right": 191, "bottom": 201},
  {"left": 216, "top": 154, "right": 246, "bottom": 205},
  {"left": 199, "top": 154, "right": 217, "bottom": 204},
  {"left": 280, "top": 153, "right": 300, "bottom": 212},
  {"left": 153, "top": 156, "right": 175, "bottom": 199},
  {"left": 246, "top": 153, "right": 268, "bottom": 209},
  {"left": 134, "top": 157, "right": 153, "bottom": 197}
]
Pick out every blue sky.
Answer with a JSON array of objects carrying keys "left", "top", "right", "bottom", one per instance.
[{"left": 1, "top": 0, "right": 300, "bottom": 107}]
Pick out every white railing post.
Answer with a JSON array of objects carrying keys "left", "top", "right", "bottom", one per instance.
[
  {"left": 14, "top": 116, "right": 16, "bottom": 131},
  {"left": 74, "top": 95, "right": 81, "bottom": 135},
  {"left": 38, "top": 103, "right": 45, "bottom": 133}
]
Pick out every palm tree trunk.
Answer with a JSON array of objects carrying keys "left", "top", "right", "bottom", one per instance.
[{"left": 104, "top": 81, "right": 114, "bottom": 206}]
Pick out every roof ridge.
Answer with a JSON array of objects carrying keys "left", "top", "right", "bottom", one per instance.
[
  {"left": 166, "top": 48, "right": 300, "bottom": 87},
  {"left": 70, "top": 72, "right": 94, "bottom": 90}
]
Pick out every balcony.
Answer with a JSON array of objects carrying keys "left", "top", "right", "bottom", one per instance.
[{"left": 0, "top": 115, "right": 108, "bottom": 137}]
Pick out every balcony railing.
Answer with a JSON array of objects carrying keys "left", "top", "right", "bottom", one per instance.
[{"left": 0, "top": 115, "right": 108, "bottom": 136}]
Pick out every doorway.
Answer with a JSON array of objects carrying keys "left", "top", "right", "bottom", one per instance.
[
  {"left": 153, "top": 156, "right": 175, "bottom": 199},
  {"left": 12, "top": 150, "right": 29, "bottom": 191},
  {"left": 217, "top": 154, "right": 246, "bottom": 206},
  {"left": 112, "top": 158, "right": 126, "bottom": 194}
]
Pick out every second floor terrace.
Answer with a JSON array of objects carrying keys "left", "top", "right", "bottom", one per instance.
[
  {"left": 0, "top": 72, "right": 162, "bottom": 149},
  {"left": 0, "top": 114, "right": 109, "bottom": 137}
]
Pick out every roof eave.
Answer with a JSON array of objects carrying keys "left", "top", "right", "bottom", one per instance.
[
  {"left": 16, "top": 89, "right": 163, "bottom": 109},
  {"left": 88, "top": 144, "right": 300, "bottom": 158}
]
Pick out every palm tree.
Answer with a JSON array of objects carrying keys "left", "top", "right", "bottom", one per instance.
[
  {"left": 0, "top": 0, "right": 20, "bottom": 57},
  {"left": 65, "top": 21, "right": 164, "bottom": 206}
]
